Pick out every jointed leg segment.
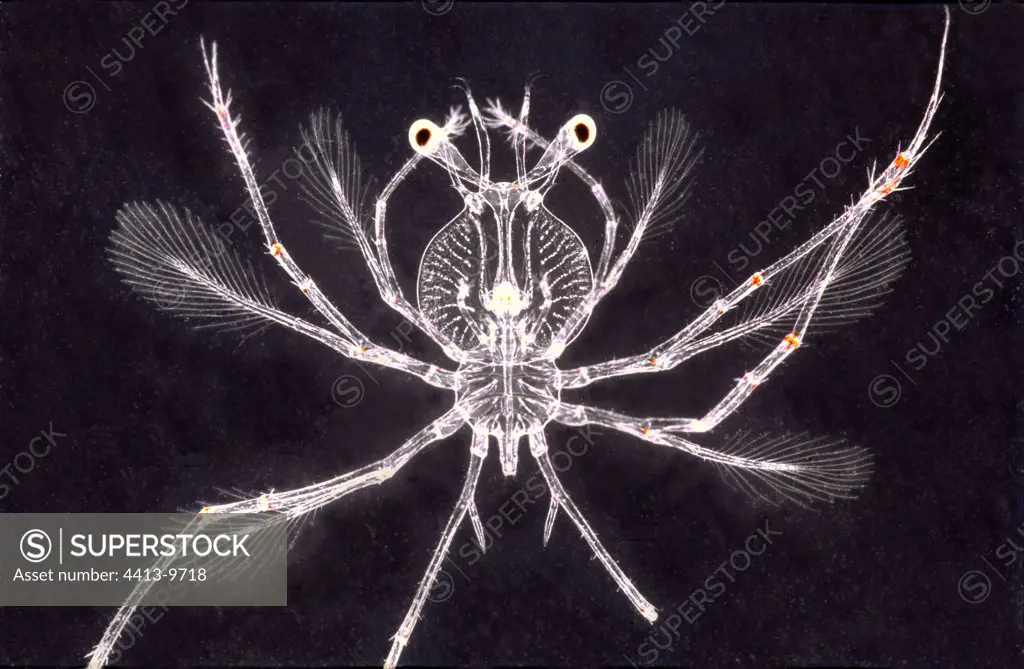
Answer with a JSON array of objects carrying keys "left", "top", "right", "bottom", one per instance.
[
  {"left": 96, "top": 12, "right": 950, "bottom": 667},
  {"left": 529, "top": 432, "right": 658, "bottom": 622},
  {"left": 200, "top": 41, "right": 462, "bottom": 377},
  {"left": 385, "top": 432, "right": 488, "bottom": 669},
  {"left": 300, "top": 112, "right": 464, "bottom": 360},
  {"left": 87, "top": 408, "right": 466, "bottom": 669},
  {"left": 200, "top": 408, "right": 465, "bottom": 517},
  {"left": 554, "top": 402, "right": 873, "bottom": 506},
  {"left": 558, "top": 14, "right": 949, "bottom": 389}
]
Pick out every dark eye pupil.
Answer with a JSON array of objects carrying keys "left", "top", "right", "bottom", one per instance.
[
  {"left": 416, "top": 128, "right": 431, "bottom": 146},
  {"left": 574, "top": 123, "right": 589, "bottom": 143}
]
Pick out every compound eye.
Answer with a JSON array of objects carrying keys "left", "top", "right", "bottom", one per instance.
[
  {"left": 409, "top": 119, "right": 444, "bottom": 155},
  {"left": 565, "top": 114, "right": 596, "bottom": 151}
]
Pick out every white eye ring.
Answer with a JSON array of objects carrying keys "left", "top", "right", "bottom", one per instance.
[
  {"left": 409, "top": 119, "right": 444, "bottom": 155},
  {"left": 564, "top": 114, "right": 596, "bottom": 151}
]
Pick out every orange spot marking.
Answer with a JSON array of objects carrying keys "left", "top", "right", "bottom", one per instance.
[
  {"left": 271, "top": 242, "right": 284, "bottom": 256},
  {"left": 648, "top": 357, "right": 658, "bottom": 366},
  {"left": 751, "top": 272, "right": 765, "bottom": 287},
  {"left": 894, "top": 152, "right": 910, "bottom": 170},
  {"left": 784, "top": 333, "right": 801, "bottom": 350},
  {"left": 215, "top": 106, "right": 231, "bottom": 130},
  {"left": 641, "top": 425, "right": 650, "bottom": 435},
  {"left": 359, "top": 345, "right": 368, "bottom": 353}
]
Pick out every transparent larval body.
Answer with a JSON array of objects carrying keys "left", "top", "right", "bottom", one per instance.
[
  {"left": 417, "top": 193, "right": 593, "bottom": 355},
  {"left": 89, "top": 10, "right": 950, "bottom": 668},
  {"left": 419, "top": 184, "right": 594, "bottom": 472}
]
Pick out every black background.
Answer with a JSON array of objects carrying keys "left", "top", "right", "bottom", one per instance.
[{"left": 2, "top": 2, "right": 1021, "bottom": 667}]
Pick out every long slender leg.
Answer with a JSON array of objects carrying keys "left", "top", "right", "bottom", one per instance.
[
  {"left": 201, "top": 42, "right": 358, "bottom": 343},
  {"left": 205, "top": 408, "right": 465, "bottom": 516},
  {"left": 560, "top": 208, "right": 912, "bottom": 390},
  {"left": 109, "top": 201, "right": 455, "bottom": 388},
  {"left": 370, "top": 153, "right": 468, "bottom": 361},
  {"left": 556, "top": 109, "right": 700, "bottom": 357},
  {"left": 561, "top": 328, "right": 795, "bottom": 434},
  {"left": 199, "top": 43, "right": 459, "bottom": 369},
  {"left": 384, "top": 432, "right": 488, "bottom": 668},
  {"left": 372, "top": 138, "right": 471, "bottom": 354},
  {"left": 557, "top": 219, "right": 879, "bottom": 390},
  {"left": 559, "top": 10, "right": 950, "bottom": 387},
  {"left": 364, "top": 106, "right": 487, "bottom": 363},
  {"left": 528, "top": 432, "right": 658, "bottom": 623},
  {"left": 86, "top": 408, "right": 465, "bottom": 669},
  {"left": 300, "top": 114, "right": 464, "bottom": 362},
  {"left": 554, "top": 402, "right": 873, "bottom": 506}
]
